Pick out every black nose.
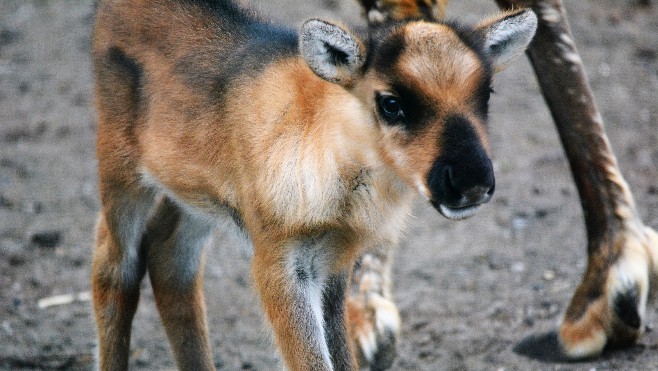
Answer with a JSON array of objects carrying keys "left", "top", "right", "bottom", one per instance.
[
  {"left": 427, "top": 115, "right": 495, "bottom": 216},
  {"left": 448, "top": 165, "right": 494, "bottom": 206},
  {"left": 435, "top": 164, "right": 495, "bottom": 209}
]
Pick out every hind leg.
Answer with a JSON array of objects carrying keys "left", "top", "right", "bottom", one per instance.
[
  {"left": 142, "top": 196, "right": 216, "bottom": 370},
  {"left": 558, "top": 226, "right": 658, "bottom": 358},
  {"left": 493, "top": 0, "right": 658, "bottom": 359},
  {"left": 92, "top": 187, "right": 156, "bottom": 371}
]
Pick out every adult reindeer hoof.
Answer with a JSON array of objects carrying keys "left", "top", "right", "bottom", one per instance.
[
  {"left": 347, "top": 293, "right": 400, "bottom": 370},
  {"left": 519, "top": 226, "right": 658, "bottom": 361}
]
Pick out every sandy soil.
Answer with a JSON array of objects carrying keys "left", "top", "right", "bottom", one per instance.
[{"left": 1, "top": 0, "right": 657, "bottom": 369}]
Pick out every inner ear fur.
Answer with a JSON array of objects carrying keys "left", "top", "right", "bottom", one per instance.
[
  {"left": 299, "top": 19, "right": 366, "bottom": 86},
  {"left": 476, "top": 9, "right": 538, "bottom": 72}
]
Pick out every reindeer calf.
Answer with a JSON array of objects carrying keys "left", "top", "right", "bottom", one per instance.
[{"left": 91, "top": 0, "right": 536, "bottom": 369}]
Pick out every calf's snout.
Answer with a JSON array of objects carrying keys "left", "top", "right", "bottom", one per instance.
[{"left": 427, "top": 115, "right": 494, "bottom": 219}]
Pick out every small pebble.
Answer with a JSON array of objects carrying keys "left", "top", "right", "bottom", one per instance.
[
  {"left": 31, "top": 230, "right": 62, "bottom": 248},
  {"left": 542, "top": 270, "right": 556, "bottom": 281},
  {"left": 1, "top": 320, "right": 13, "bottom": 336},
  {"left": 511, "top": 262, "right": 525, "bottom": 273}
]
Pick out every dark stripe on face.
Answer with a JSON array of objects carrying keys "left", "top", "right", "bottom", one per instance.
[
  {"left": 443, "top": 21, "right": 489, "bottom": 68},
  {"left": 441, "top": 23, "right": 493, "bottom": 120},
  {"left": 368, "top": 25, "right": 406, "bottom": 73},
  {"left": 386, "top": 82, "right": 437, "bottom": 132},
  {"left": 368, "top": 26, "right": 439, "bottom": 132},
  {"left": 475, "top": 77, "right": 493, "bottom": 120},
  {"left": 442, "top": 22, "right": 494, "bottom": 112}
]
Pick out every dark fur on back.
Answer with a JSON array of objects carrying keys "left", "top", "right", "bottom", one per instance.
[{"left": 169, "top": 0, "right": 299, "bottom": 105}]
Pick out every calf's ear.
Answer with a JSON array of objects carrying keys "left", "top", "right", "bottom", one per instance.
[
  {"left": 299, "top": 19, "right": 366, "bottom": 86},
  {"left": 477, "top": 9, "right": 538, "bottom": 72}
]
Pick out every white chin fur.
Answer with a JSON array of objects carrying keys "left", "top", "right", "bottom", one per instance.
[{"left": 438, "top": 204, "right": 481, "bottom": 220}]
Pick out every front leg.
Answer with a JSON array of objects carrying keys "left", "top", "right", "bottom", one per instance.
[
  {"left": 494, "top": 0, "right": 658, "bottom": 360},
  {"left": 252, "top": 235, "right": 355, "bottom": 371},
  {"left": 347, "top": 243, "right": 400, "bottom": 370},
  {"left": 323, "top": 273, "right": 357, "bottom": 370}
]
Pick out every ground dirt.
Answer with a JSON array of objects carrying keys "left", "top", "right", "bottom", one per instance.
[{"left": 1, "top": 0, "right": 657, "bottom": 370}]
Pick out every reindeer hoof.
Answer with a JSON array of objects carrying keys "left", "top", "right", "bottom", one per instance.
[
  {"left": 347, "top": 294, "right": 400, "bottom": 370},
  {"left": 521, "top": 226, "right": 658, "bottom": 361},
  {"left": 513, "top": 330, "right": 574, "bottom": 362}
]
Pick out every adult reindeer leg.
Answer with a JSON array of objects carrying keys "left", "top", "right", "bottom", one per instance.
[{"left": 494, "top": 0, "right": 658, "bottom": 360}]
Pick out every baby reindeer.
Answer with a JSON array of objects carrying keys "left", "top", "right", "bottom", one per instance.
[{"left": 91, "top": 0, "right": 536, "bottom": 369}]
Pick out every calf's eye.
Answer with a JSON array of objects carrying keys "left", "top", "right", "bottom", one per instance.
[{"left": 377, "top": 94, "right": 404, "bottom": 121}]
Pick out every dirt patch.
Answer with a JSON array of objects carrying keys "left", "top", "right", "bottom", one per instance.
[{"left": 1, "top": 0, "right": 657, "bottom": 369}]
